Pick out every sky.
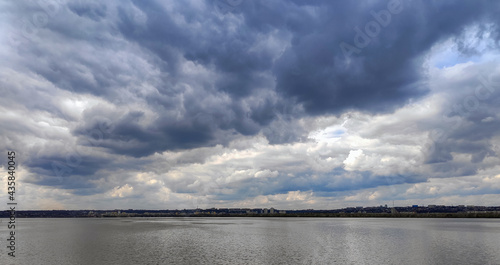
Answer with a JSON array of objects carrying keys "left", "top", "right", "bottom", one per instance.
[{"left": 1, "top": 0, "right": 500, "bottom": 210}]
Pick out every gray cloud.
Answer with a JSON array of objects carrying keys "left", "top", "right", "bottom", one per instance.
[{"left": 2, "top": 0, "right": 500, "bottom": 209}]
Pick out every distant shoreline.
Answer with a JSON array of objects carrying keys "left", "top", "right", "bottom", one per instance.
[
  {"left": 2, "top": 212, "right": 500, "bottom": 218},
  {"left": 3, "top": 205, "right": 500, "bottom": 218}
]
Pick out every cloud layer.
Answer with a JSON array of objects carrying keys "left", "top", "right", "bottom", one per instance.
[{"left": 1, "top": 0, "right": 499, "bottom": 209}]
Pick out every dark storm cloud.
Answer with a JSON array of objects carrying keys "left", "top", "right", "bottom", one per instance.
[
  {"left": 114, "top": 0, "right": 500, "bottom": 153},
  {"left": 23, "top": 152, "right": 112, "bottom": 193},
  {"left": 8, "top": 0, "right": 499, "bottom": 158},
  {"left": 25, "top": 151, "right": 111, "bottom": 176},
  {"left": 116, "top": 0, "right": 276, "bottom": 97},
  {"left": 83, "top": 111, "right": 219, "bottom": 157},
  {"left": 214, "top": 169, "right": 420, "bottom": 201},
  {"left": 425, "top": 118, "right": 499, "bottom": 173},
  {"left": 424, "top": 63, "right": 500, "bottom": 168},
  {"left": 273, "top": 0, "right": 500, "bottom": 114},
  {"left": 67, "top": 1, "right": 107, "bottom": 22},
  {"left": 3, "top": 0, "right": 500, "bottom": 206}
]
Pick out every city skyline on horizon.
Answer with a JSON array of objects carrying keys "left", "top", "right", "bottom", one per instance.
[{"left": 11, "top": 203, "right": 500, "bottom": 212}]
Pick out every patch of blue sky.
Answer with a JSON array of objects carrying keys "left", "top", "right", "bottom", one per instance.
[
  {"left": 433, "top": 53, "right": 481, "bottom": 69},
  {"left": 309, "top": 125, "right": 346, "bottom": 142}
]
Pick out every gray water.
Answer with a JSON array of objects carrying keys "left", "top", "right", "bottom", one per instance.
[{"left": 1, "top": 218, "right": 499, "bottom": 265}]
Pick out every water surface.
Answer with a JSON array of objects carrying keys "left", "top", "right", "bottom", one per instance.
[{"left": 1, "top": 218, "right": 499, "bottom": 264}]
